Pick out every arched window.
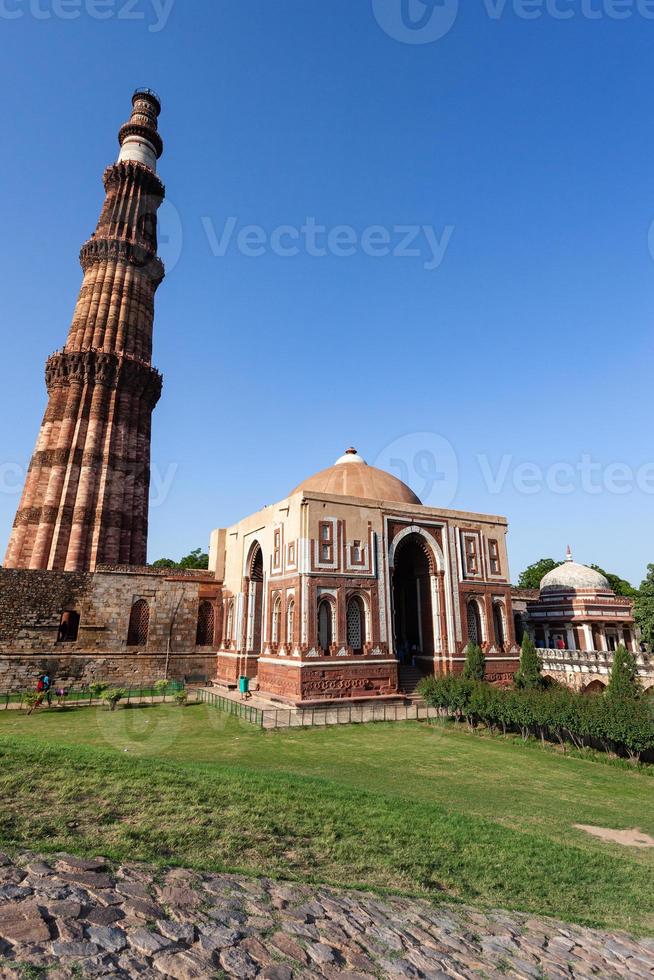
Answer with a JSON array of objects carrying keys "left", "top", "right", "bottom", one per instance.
[
  {"left": 492, "top": 603, "right": 505, "bottom": 649},
  {"left": 286, "top": 599, "right": 295, "bottom": 645},
  {"left": 127, "top": 599, "right": 149, "bottom": 647},
  {"left": 272, "top": 595, "right": 282, "bottom": 644},
  {"left": 347, "top": 596, "right": 365, "bottom": 654},
  {"left": 196, "top": 601, "right": 215, "bottom": 646},
  {"left": 225, "top": 600, "right": 235, "bottom": 643},
  {"left": 318, "top": 599, "right": 333, "bottom": 654},
  {"left": 467, "top": 600, "right": 483, "bottom": 645}
]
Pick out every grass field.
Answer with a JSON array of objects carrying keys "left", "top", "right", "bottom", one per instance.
[{"left": 0, "top": 703, "right": 652, "bottom": 934}]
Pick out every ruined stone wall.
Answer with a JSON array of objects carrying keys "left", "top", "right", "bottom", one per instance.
[{"left": 0, "top": 566, "right": 220, "bottom": 691}]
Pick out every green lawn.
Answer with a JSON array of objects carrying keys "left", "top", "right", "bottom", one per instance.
[{"left": 0, "top": 703, "right": 652, "bottom": 934}]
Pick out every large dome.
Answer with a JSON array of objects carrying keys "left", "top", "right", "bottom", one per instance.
[
  {"left": 291, "top": 448, "right": 421, "bottom": 505},
  {"left": 540, "top": 551, "right": 612, "bottom": 595}
]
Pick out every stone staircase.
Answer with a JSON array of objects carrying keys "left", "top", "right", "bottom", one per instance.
[{"left": 399, "top": 665, "right": 425, "bottom": 700}]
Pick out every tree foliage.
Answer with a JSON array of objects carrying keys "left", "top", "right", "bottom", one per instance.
[
  {"left": 635, "top": 564, "right": 654, "bottom": 649},
  {"left": 151, "top": 548, "right": 209, "bottom": 571},
  {"left": 514, "top": 633, "right": 544, "bottom": 690},
  {"left": 606, "top": 644, "right": 641, "bottom": 701},
  {"left": 517, "top": 558, "right": 561, "bottom": 590},
  {"left": 589, "top": 565, "right": 638, "bottom": 599},
  {"left": 418, "top": 675, "right": 654, "bottom": 762},
  {"left": 462, "top": 643, "right": 486, "bottom": 682},
  {"left": 518, "top": 557, "right": 639, "bottom": 598}
]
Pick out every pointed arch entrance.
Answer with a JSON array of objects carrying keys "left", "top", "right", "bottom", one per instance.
[
  {"left": 246, "top": 542, "right": 264, "bottom": 656},
  {"left": 392, "top": 533, "right": 435, "bottom": 668}
]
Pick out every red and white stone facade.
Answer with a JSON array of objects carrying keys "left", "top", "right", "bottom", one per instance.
[
  {"left": 512, "top": 550, "right": 651, "bottom": 694},
  {"left": 210, "top": 449, "right": 519, "bottom": 705},
  {"left": 4, "top": 90, "right": 165, "bottom": 572}
]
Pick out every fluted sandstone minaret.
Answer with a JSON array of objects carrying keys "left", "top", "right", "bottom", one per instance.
[{"left": 4, "top": 89, "right": 166, "bottom": 571}]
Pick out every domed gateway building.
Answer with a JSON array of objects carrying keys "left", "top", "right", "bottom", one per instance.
[
  {"left": 209, "top": 449, "right": 519, "bottom": 704},
  {"left": 512, "top": 548, "right": 645, "bottom": 694}
]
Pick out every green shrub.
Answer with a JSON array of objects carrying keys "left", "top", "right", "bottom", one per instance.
[
  {"left": 174, "top": 690, "right": 188, "bottom": 706},
  {"left": 103, "top": 689, "right": 126, "bottom": 711},
  {"left": 462, "top": 643, "right": 486, "bottom": 682},
  {"left": 606, "top": 645, "right": 642, "bottom": 702},
  {"left": 154, "top": 679, "right": 169, "bottom": 701},
  {"left": 419, "top": 674, "right": 654, "bottom": 762},
  {"left": 514, "top": 634, "right": 544, "bottom": 690},
  {"left": 88, "top": 682, "right": 109, "bottom": 700}
]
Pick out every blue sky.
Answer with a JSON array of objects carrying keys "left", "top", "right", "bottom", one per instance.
[{"left": 0, "top": 0, "right": 652, "bottom": 584}]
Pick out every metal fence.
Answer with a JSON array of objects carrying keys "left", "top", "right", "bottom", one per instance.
[
  {"left": 195, "top": 688, "right": 437, "bottom": 730},
  {"left": 0, "top": 680, "right": 186, "bottom": 711}
]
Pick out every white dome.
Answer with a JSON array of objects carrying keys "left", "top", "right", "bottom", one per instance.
[{"left": 540, "top": 557, "right": 611, "bottom": 595}]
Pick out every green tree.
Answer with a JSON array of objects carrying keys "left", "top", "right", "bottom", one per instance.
[
  {"left": 635, "top": 564, "right": 654, "bottom": 649},
  {"left": 150, "top": 548, "right": 209, "bottom": 571},
  {"left": 589, "top": 565, "right": 638, "bottom": 599},
  {"left": 606, "top": 644, "right": 641, "bottom": 701},
  {"left": 462, "top": 643, "right": 486, "bottom": 682},
  {"left": 514, "top": 633, "right": 544, "bottom": 690},
  {"left": 179, "top": 548, "right": 209, "bottom": 570},
  {"left": 517, "top": 558, "right": 562, "bottom": 590}
]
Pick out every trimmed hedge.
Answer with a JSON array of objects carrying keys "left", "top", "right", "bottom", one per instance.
[{"left": 419, "top": 676, "right": 654, "bottom": 762}]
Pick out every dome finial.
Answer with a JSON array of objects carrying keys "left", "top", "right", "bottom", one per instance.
[{"left": 566, "top": 545, "right": 573, "bottom": 562}]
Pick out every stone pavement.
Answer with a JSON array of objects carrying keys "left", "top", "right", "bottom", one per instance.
[{"left": 0, "top": 852, "right": 652, "bottom": 979}]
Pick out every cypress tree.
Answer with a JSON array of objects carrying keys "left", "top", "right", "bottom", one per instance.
[
  {"left": 606, "top": 644, "right": 641, "bottom": 701},
  {"left": 514, "top": 633, "right": 543, "bottom": 690},
  {"left": 462, "top": 643, "right": 486, "bottom": 681}
]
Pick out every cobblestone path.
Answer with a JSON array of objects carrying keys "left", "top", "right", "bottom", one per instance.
[{"left": 0, "top": 851, "right": 652, "bottom": 978}]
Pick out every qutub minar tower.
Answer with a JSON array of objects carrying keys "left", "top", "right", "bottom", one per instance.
[{"left": 4, "top": 89, "right": 165, "bottom": 572}]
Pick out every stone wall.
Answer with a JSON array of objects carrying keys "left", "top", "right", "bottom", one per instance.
[{"left": 0, "top": 566, "right": 220, "bottom": 691}]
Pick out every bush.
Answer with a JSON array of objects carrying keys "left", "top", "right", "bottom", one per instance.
[
  {"left": 514, "top": 634, "right": 544, "bottom": 690},
  {"left": 419, "top": 674, "right": 654, "bottom": 762},
  {"left": 103, "top": 689, "right": 126, "bottom": 711},
  {"left": 462, "top": 643, "right": 486, "bottom": 682},
  {"left": 606, "top": 645, "right": 642, "bottom": 702},
  {"left": 88, "top": 682, "right": 109, "bottom": 700},
  {"left": 154, "top": 679, "right": 169, "bottom": 701},
  {"left": 174, "top": 690, "right": 188, "bottom": 706}
]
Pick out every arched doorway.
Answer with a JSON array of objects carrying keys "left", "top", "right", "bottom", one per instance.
[
  {"left": 513, "top": 612, "right": 525, "bottom": 644},
  {"left": 247, "top": 544, "right": 264, "bottom": 655},
  {"left": 346, "top": 595, "right": 366, "bottom": 655},
  {"left": 392, "top": 534, "right": 434, "bottom": 667}
]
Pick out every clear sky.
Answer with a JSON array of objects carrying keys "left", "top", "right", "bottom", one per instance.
[{"left": 0, "top": 0, "right": 652, "bottom": 585}]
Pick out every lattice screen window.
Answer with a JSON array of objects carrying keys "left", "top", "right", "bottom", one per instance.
[
  {"left": 196, "top": 601, "right": 215, "bottom": 646},
  {"left": 347, "top": 598, "right": 363, "bottom": 651},
  {"left": 467, "top": 601, "right": 480, "bottom": 644},
  {"left": 127, "top": 599, "right": 150, "bottom": 647}
]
